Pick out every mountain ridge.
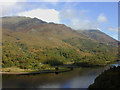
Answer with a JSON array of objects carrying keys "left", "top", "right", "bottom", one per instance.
[
  {"left": 2, "top": 16, "right": 118, "bottom": 46},
  {"left": 77, "top": 30, "right": 118, "bottom": 46},
  {"left": 2, "top": 16, "right": 119, "bottom": 69}
]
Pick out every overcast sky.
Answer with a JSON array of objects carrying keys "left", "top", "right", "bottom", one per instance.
[{"left": 0, "top": 0, "right": 118, "bottom": 40}]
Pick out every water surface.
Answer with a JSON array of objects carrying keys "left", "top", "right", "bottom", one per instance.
[{"left": 2, "top": 61, "right": 120, "bottom": 88}]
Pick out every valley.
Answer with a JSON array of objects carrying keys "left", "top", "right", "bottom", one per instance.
[{"left": 1, "top": 16, "right": 119, "bottom": 72}]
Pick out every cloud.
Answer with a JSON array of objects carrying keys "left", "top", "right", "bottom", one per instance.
[
  {"left": 106, "top": 27, "right": 119, "bottom": 40},
  {"left": 17, "top": 8, "right": 60, "bottom": 23},
  {"left": 59, "top": 9, "right": 99, "bottom": 30},
  {"left": 0, "top": 0, "right": 27, "bottom": 17},
  {"left": 0, "top": 1, "right": 17, "bottom": 16},
  {"left": 119, "top": 31, "right": 120, "bottom": 41},
  {"left": 30, "top": 0, "right": 59, "bottom": 2},
  {"left": 69, "top": 19, "right": 98, "bottom": 30},
  {"left": 107, "top": 27, "right": 118, "bottom": 32},
  {"left": 112, "top": 34, "right": 118, "bottom": 40},
  {"left": 0, "top": 0, "right": 26, "bottom": 2},
  {"left": 0, "top": 0, "right": 17, "bottom": 3},
  {"left": 97, "top": 13, "right": 107, "bottom": 23}
]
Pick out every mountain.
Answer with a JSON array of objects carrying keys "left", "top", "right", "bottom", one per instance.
[
  {"left": 77, "top": 30, "right": 118, "bottom": 46},
  {"left": 2, "top": 16, "right": 119, "bottom": 69},
  {"left": 2, "top": 16, "right": 47, "bottom": 31}
]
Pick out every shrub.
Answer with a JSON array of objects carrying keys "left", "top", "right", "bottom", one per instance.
[{"left": 43, "top": 57, "right": 63, "bottom": 66}]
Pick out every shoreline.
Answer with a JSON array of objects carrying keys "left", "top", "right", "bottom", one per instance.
[
  {"left": 0, "top": 72, "right": 29, "bottom": 75},
  {"left": 1, "top": 69, "right": 72, "bottom": 75},
  {"left": 1, "top": 61, "right": 119, "bottom": 75}
]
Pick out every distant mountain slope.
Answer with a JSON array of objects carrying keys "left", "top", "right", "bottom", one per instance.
[
  {"left": 77, "top": 30, "right": 118, "bottom": 46},
  {"left": 2, "top": 16, "right": 118, "bottom": 69}
]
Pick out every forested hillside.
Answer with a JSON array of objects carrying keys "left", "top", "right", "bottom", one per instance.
[
  {"left": 2, "top": 16, "right": 119, "bottom": 70},
  {"left": 89, "top": 66, "right": 120, "bottom": 89}
]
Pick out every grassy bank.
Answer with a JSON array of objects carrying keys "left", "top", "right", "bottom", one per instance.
[{"left": 1, "top": 66, "right": 73, "bottom": 75}]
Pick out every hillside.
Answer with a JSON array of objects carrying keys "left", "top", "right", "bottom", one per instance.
[
  {"left": 89, "top": 66, "right": 120, "bottom": 89},
  {"left": 2, "top": 16, "right": 119, "bottom": 70},
  {"left": 77, "top": 30, "right": 118, "bottom": 46}
]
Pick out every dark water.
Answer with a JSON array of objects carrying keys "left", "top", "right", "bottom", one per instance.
[{"left": 2, "top": 61, "right": 120, "bottom": 88}]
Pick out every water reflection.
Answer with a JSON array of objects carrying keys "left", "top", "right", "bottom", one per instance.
[
  {"left": 110, "top": 61, "right": 120, "bottom": 67},
  {"left": 2, "top": 61, "right": 120, "bottom": 88}
]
